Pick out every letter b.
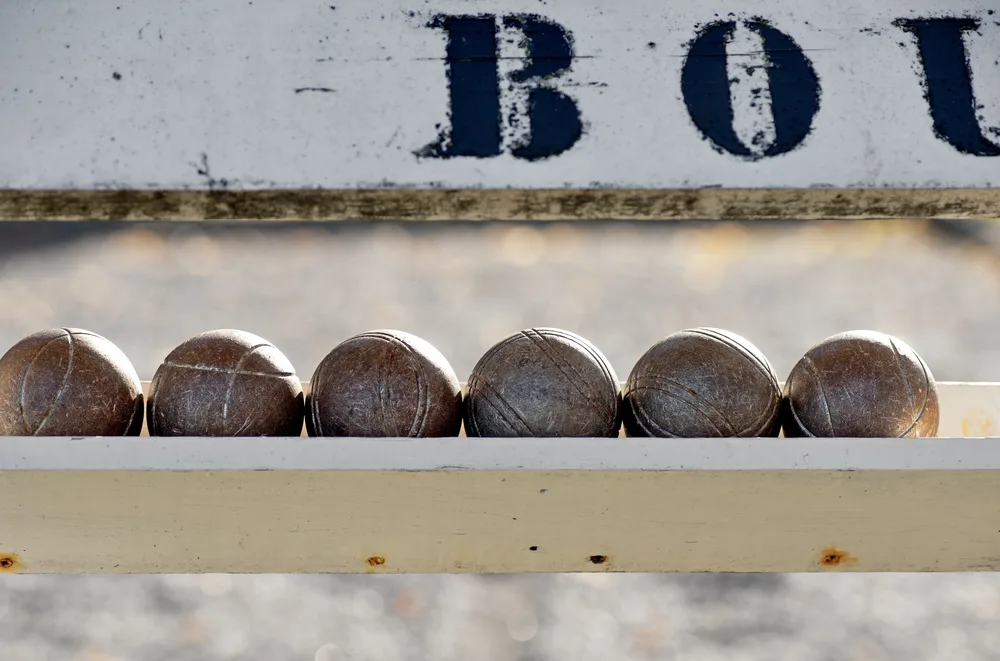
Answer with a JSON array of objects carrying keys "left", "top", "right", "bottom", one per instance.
[{"left": 418, "top": 14, "right": 584, "bottom": 161}]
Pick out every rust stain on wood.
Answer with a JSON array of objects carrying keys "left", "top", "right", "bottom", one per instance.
[
  {"left": 0, "top": 188, "right": 997, "bottom": 222},
  {"left": 819, "top": 546, "right": 858, "bottom": 567},
  {"left": 366, "top": 555, "right": 386, "bottom": 569},
  {"left": 0, "top": 553, "right": 22, "bottom": 572},
  {"left": 961, "top": 411, "right": 996, "bottom": 437}
]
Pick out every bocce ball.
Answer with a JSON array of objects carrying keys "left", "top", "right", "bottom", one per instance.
[
  {"left": 147, "top": 329, "right": 304, "bottom": 436},
  {"left": 623, "top": 328, "right": 782, "bottom": 438},
  {"left": 306, "top": 330, "right": 462, "bottom": 437},
  {"left": 783, "top": 330, "right": 939, "bottom": 438},
  {"left": 464, "top": 328, "right": 620, "bottom": 437},
  {"left": 0, "top": 328, "right": 143, "bottom": 436}
]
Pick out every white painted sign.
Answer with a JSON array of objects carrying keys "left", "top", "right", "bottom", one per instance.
[{"left": 1, "top": 1, "right": 998, "bottom": 215}]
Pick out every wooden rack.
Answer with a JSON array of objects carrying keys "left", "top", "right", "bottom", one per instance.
[{"left": 2, "top": 0, "right": 998, "bottom": 575}]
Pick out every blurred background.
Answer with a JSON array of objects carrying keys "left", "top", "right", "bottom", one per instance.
[{"left": 1, "top": 218, "right": 999, "bottom": 660}]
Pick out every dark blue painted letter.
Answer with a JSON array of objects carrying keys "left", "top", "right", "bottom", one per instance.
[
  {"left": 420, "top": 14, "right": 582, "bottom": 161},
  {"left": 680, "top": 20, "right": 820, "bottom": 160},
  {"left": 897, "top": 18, "right": 1000, "bottom": 156},
  {"left": 420, "top": 16, "right": 501, "bottom": 158},
  {"left": 503, "top": 15, "right": 583, "bottom": 161}
]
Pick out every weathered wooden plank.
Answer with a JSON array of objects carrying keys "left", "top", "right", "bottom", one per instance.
[
  {"left": 1, "top": 0, "right": 999, "bottom": 220},
  {"left": 936, "top": 382, "right": 1000, "bottom": 437},
  {"left": 0, "top": 382, "right": 996, "bottom": 575},
  {"left": 2, "top": 189, "right": 998, "bottom": 222},
  {"left": 0, "top": 440, "right": 997, "bottom": 574}
]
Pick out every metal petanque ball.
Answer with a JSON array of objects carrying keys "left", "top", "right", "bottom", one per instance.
[
  {"left": 464, "top": 328, "right": 621, "bottom": 437},
  {"left": 0, "top": 328, "right": 144, "bottom": 436},
  {"left": 782, "top": 330, "right": 939, "bottom": 438},
  {"left": 623, "top": 327, "right": 782, "bottom": 438},
  {"left": 147, "top": 329, "right": 304, "bottom": 436},
  {"left": 306, "top": 330, "right": 462, "bottom": 437}
]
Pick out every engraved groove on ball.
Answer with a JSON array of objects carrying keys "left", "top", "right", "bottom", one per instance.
[
  {"left": 525, "top": 328, "right": 616, "bottom": 422},
  {"left": 889, "top": 338, "right": 917, "bottom": 414},
  {"left": 624, "top": 328, "right": 780, "bottom": 438},
  {"left": 18, "top": 330, "right": 71, "bottom": 435},
  {"left": 33, "top": 331, "right": 76, "bottom": 435},
  {"left": 521, "top": 330, "right": 604, "bottom": 419},
  {"left": 160, "top": 360, "right": 295, "bottom": 378},
  {"left": 627, "top": 383, "right": 728, "bottom": 437},
  {"left": 1, "top": 328, "right": 143, "bottom": 437},
  {"left": 368, "top": 331, "right": 430, "bottom": 437},
  {"left": 542, "top": 327, "right": 619, "bottom": 401},
  {"left": 369, "top": 332, "right": 419, "bottom": 436},
  {"left": 635, "top": 373, "right": 738, "bottom": 435},
  {"left": 222, "top": 343, "right": 272, "bottom": 435},
  {"left": 309, "top": 357, "right": 327, "bottom": 437},
  {"left": 794, "top": 356, "right": 836, "bottom": 437},
  {"left": 307, "top": 330, "right": 461, "bottom": 438},
  {"left": 147, "top": 330, "right": 303, "bottom": 437},
  {"left": 628, "top": 390, "right": 676, "bottom": 437},
  {"left": 740, "top": 395, "right": 783, "bottom": 436},
  {"left": 782, "top": 330, "right": 939, "bottom": 438},
  {"left": 689, "top": 327, "right": 781, "bottom": 398},
  {"left": 465, "top": 328, "right": 620, "bottom": 438},
  {"left": 897, "top": 350, "right": 933, "bottom": 438},
  {"left": 468, "top": 372, "right": 533, "bottom": 436},
  {"left": 465, "top": 333, "right": 538, "bottom": 437}
]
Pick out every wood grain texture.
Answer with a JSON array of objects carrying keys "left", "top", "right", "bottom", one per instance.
[
  {"left": 0, "top": 467, "right": 996, "bottom": 574},
  {"left": 2, "top": 189, "right": 999, "bottom": 222}
]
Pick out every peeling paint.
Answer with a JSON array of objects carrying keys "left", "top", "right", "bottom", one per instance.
[{"left": 1, "top": 3, "right": 999, "bottom": 192}]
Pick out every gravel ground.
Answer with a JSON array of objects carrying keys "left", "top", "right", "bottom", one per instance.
[{"left": 0, "top": 219, "right": 999, "bottom": 660}]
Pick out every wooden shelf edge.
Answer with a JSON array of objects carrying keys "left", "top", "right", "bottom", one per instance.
[
  {"left": 2, "top": 188, "right": 999, "bottom": 221},
  {"left": 0, "top": 382, "right": 996, "bottom": 575},
  {"left": 0, "top": 437, "right": 997, "bottom": 575},
  {"left": 0, "top": 437, "right": 998, "bottom": 471}
]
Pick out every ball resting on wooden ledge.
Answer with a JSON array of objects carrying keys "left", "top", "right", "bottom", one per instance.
[
  {"left": 0, "top": 328, "right": 143, "bottom": 436},
  {"left": 623, "top": 328, "right": 782, "bottom": 438},
  {"left": 465, "top": 328, "right": 621, "bottom": 438},
  {"left": 147, "top": 329, "right": 303, "bottom": 436},
  {"left": 782, "top": 330, "right": 939, "bottom": 438},
  {"left": 306, "top": 330, "right": 462, "bottom": 437}
]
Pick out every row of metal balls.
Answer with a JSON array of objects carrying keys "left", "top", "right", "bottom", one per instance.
[{"left": 0, "top": 326, "right": 939, "bottom": 438}]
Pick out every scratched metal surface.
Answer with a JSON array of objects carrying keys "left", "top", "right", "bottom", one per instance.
[
  {"left": 1, "top": 0, "right": 999, "bottom": 192},
  {"left": 0, "top": 219, "right": 999, "bottom": 658}
]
